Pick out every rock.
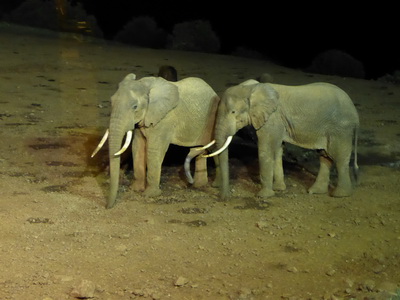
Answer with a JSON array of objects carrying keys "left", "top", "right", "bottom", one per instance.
[
  {"left": 325, "top": 268, "right": 336, "bottom": 276},
  {"left": 174, "top": 276, "right": 189, "bottom": 286},
  {"left": 70, "top": 279, "right": 96, "bottom": 298},
  {"left": 376, "top": 281, "right": 398, "bottom": 293}
]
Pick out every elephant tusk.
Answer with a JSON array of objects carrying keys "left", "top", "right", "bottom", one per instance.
[
  {"left": 202, "top": 136, "right": 233, "bottom": 158},
  {"left": 184, "top": 140, "right": 216, "bottom": 184},
  {"left": 195, "top": 139, "right": 216, "bottom": 151},
  {"left": 91, "top": 129, "right": 109, "bottom": 158},
  {"left": 114, "top": 130, "right": 133, "bottom": 156}
]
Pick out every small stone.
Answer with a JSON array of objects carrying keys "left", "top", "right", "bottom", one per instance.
[
  {"left": 174, "top": 276, "right": 189, "bottom": 286},
  {"left": 326, "top": 269, "right": 336, "bottom": 276},
  {"left": 287, "top": 266, "right": 298, "bottom": 273},
  {"left": 377, "top": 281, "right": 398, "bottom": 293},
  {"left": 359, "top": 279, "right": 376, "bottom": 292},
  {"left": 70, "top": 279, "right": 96, "bottom": 298},
  {"left": 256, "top": 221, "right": 268, "bottom": 229}
]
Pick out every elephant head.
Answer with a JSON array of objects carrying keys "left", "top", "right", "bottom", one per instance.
[
  {"left": 194, "top": 80, "right": 279, "bottom": 199},
  {"left": 92, "top": 73, "right": 179, "bottom": 208}
]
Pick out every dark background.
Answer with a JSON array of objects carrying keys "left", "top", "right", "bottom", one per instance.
[
  {"left": 2, "top": 0, "right": 398, "bottom": 79},
  {"left": 79, "top": 1, "right": 399, "bottom": 79}
]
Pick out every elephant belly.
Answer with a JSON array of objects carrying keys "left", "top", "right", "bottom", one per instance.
[{"left": 283, "top": 131, "right": 328, "bottom": 150}]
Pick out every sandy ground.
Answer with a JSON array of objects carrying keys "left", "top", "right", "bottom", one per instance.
[{"left": 0, "top": 24, "right": 400, "bottom": 300}]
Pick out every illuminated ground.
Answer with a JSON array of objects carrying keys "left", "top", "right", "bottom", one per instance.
[{"left": 1, "top": 24, "right": 399, "bottom": 299}]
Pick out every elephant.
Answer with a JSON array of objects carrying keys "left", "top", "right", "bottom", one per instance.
[
  {"left": 91, "top": 73, "right": 219, "bottom": 208},
  {"left": 157, "top": 65, "right": 178, "bottom": 81},
  {"left": 186, "top": 79, "right": 359, "bottom": 200}
]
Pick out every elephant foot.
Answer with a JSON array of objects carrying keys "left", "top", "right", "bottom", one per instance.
[
  {"left": 132, "top": 181, "right": 146, "bottom": 192},
  {"left": 308, "top": 184, "right": 328, "bottom": 195},
  {"left": 308, "top": 178, "right": 330, "bottom": 194},
  {"left": 218, "top": 188, "right": 231, "bottom": 201},
  {"left": 143, "top": 186, "right": 162, "bottom": 198},
  {"left": 273, "top": 181, "right": 286, "bottom": 191},
  {"left": 211, "top": 178, "right": 220, "bottom": 188},
  {"left": 332, "top": 186, "right": 352, "bottom": 197},
  {"left": 193, "top": 178, "right": 208, "bottom": 188},
  {"left": 257, "top": 188, "right": 275, "bottom": 198}
]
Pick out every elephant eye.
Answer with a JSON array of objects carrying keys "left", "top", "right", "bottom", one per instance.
[
  {"left": 132, "top": 104, "right": 138, "bottom": 110},
  {"left": 231, "top": 110, "right": 236, "bottom": 114}
]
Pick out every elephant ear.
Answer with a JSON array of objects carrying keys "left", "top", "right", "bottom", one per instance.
[
  {"left": 249, "top": 84, "right": 279, "bottom": 130},
  {"left": 143, "top": 78, "right": 179, "bottom": 127}
]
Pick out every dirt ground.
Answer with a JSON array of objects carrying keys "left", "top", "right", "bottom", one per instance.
[{"left": 1, "top": 23, "right": 400, "bottom": 300}]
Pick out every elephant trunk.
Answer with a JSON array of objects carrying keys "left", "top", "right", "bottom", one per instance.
[
  {"left": 211, "top": 118, "right": 237, "bottom": 199},
  {"left": 107, "top": 114, "right": 133, "bottom": 209}
]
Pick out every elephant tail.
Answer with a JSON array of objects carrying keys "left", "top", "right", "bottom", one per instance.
[{"left": 353, "top": 125, "right": 360, "bottom": 185}]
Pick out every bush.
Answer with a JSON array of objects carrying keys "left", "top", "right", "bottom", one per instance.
[
  {"left": 168, "top": 20, "right": 220, "bottom": 53},
  {"left": 5, "top": 0, "right": 102, "bottom": 37},
  {"left": 307, "top": 49, "right": 365, "bottom": 78},
  {"left": 114, "top": 16, "right": 168, "bottom": 49}
]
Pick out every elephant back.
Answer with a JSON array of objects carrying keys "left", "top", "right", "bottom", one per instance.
[{"left": 172, "top": 77, "right": 220, "bottom": 144}]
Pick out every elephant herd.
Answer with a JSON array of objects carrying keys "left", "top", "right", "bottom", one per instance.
[{"left": 92, "top": 66, "right": 360, "bottom": 208}]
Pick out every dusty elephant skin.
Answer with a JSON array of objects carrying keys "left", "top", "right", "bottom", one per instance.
[
  {"left": 205, "top": 80, "right": 359, "bottom": 200},
  {"left": 92, "top": 73, "right": 219, "bottom": 208}
]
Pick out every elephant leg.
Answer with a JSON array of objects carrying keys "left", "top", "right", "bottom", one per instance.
[
  {"left": 132, "top": 130, "right": 146, "bottom": 192},
  {"left": 193, "top": 155, "right": 208, "bottom": 187},
  {"left": 143, "top": 138, "right": 169, "bottom": 197},
  {"left": 273, "top": 144, "right": 286, "bottom": 191},
  {"left": 212, "top": 156, "right": 221, "bottom": 188},
  {"left": 308, "top": 154, "right": 332, "bottom": 194},
  {"left": 329, "top": 135, "right": 353, "bottom": 197},
  {"left": 257, "top": 131, "right": 280, "bottom": 198}
]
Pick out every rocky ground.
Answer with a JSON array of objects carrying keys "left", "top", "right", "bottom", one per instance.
[{"left": 0, "top": 24, "right": 399, "bottom": 299}]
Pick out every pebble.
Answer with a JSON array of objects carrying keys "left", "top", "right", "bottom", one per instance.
[
  {"left": 325, "top": 269, "right": 336, "bottom": 276},
  {"left": 174, "top": 276, "right": 189, "bottom": 286},
  {"left": 70, "top": 279, "right": 96, "bottom": 298}
]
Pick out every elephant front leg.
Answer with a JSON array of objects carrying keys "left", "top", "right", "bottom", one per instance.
[
  {"left": 257, "top": 133, "right": 278, "bottom": 198},
  {"left": 132, "top": 130, "right": 146, "bottom": 192},
  {"left": 143, "top": 139, "right": 169, "bottom": 198},
  {"left": 273, "top": 144, "right": 286, "bottom": 191}
]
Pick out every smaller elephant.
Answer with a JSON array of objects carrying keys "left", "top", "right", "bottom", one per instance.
[
  {"left": 157, "top": 65, "right": 178, "bottom": 81},
  {"left": 192, "top": 80, "right": 359, "bottom": 199},
  {"left": 92, "top": 73, "right": 219, "bottom": 208}
]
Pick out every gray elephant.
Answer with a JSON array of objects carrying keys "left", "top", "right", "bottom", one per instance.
[
  {"left": 187, "top": 79, "right": 359, "bottom": 200},
  {"left": 92, "top": 73, "right": 219, "bottom": 208}
]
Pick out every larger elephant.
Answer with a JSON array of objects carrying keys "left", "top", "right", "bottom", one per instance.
[
  {"left": 92, "top": 73, "right": 219, "bottom": 208},
  {"left": 192, "top": 80, "right": 359, "bottom": 200}
]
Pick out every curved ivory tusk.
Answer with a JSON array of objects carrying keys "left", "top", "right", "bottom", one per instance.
[
  {"left": 91, "top": 129, "right": 109, "bottom": 158},
  {"left": 184, "top": 140, "right": 216, "bottom": 184},
  {"left": 202, "top": 136, "right": 233, "bottom": 158},
  {"left": 196, "top": 139, "right": 216, "bottom": 151},
  {"left": 114, "top": 130, "right": 133, "bottom": 156}
]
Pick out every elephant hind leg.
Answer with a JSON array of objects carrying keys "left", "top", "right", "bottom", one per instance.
[
  {"left": 326, "top": 135, "right": 353, "bottom": 197},
  {"left": 308, "top": 154, "right": 332, "bottom": 195},
  {"left": 193, "top": 155, "right": 208, "bottom": 187}
]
